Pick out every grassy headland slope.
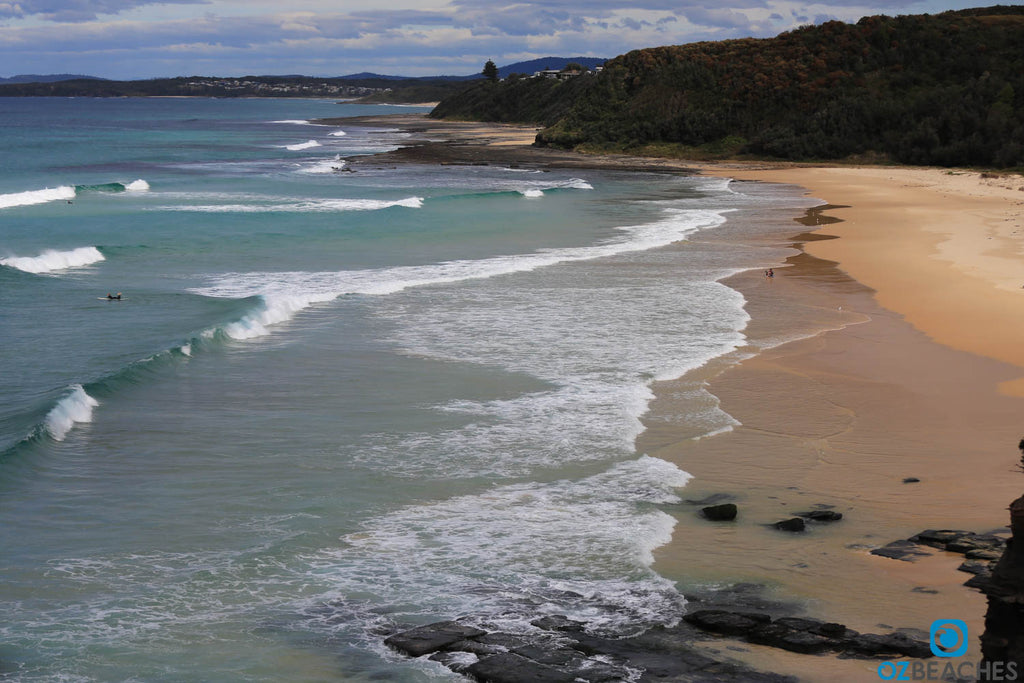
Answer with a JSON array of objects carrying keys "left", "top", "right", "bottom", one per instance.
[{"left": 434, "top": 7, "right": 1024, "bottom": 167}]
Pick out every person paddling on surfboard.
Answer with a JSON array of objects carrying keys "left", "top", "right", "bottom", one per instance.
[{"left": 106, "top": 292, "right": 121, "bottom": 300}]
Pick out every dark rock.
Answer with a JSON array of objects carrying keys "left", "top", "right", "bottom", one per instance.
[
  {"left": 702, "top": 503, "right": 738, "bottom": 521},
  {"left": 531, "top": 615, "right": 585, "bottom": 632},
  {"left": 871, "top": 540, "right": 932, "bottom": 561},
  {"left": 903, "top": 477, "right": 921, "bottom": 483},
  {"left": 911, "top": 586, "right": 940, "bottom": 594},
  {"left": 683, "top": 582, "right": 798, "bottom": 618},
  {"left": 683, "top": 609, "right": 772, "bottom": 636},
  {"left": 465, "top": 653, "right": 578, "bottom": 683},
  {"left": 384, "top": 621, "right": 487, "bottom": 657},
  {"left": 445, "top": 638, "right": 507, "bottom": 656},
  {"left": 815, "top": 622, "right": 857, "bottom": 639},
  {"left": 428, "top": 650, "right": 476, "bottom": 673},
  {"left": 944, "top": 534, "right": 980, "bottom": 552},
  {"left": 510, "top": 645, "right": 580, "bottom": 667},
  {"left": 773, "top": 517, "right": 806, "bottom": 532},
  {"left": 967, "top": 549, "right": 1004, "bottom": 562},
  {"left": 959, "top": 560, "right": 993, "bottom": 576},
  {"left": 747, "top": 623, "right": 835, "bottom": 654},
  {"left": 565, "top": 662, "right": 628, "bottom": 682},
  {"left": 947, "top": 535, "right": 1005, "bottom": 555},
  {"left": 475, "top": 633, "right": 530, "bottom": 651},
  {"left": 773, "top": 617, "right": 826, "bottom": 632},
  {"left": 966, "top": 572, "right": 996, "bottom": 591},
  {"left": 773, "top": 616, "right": 855, "bottom": 639},
  {"left": 911, "top": 529, "right": 973, "bottom": 549},
  {"left": 843, "top": 632, "right": 931, "bottom": 658},
  {"left": 796, "top": 510, "right": 844, "bottom": 522},
  {"left": 980, "top": 493, "right": 1024, "bottom": 675}
]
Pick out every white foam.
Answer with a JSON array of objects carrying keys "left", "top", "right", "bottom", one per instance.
[
  {"left": 297, "top": 158, "right": 347, "bottom": 175},
  {"left": 160, "top": 196, "right": 423, "bottom": 213},
  {"left": 124, "top": 179, "right": 150, "bottom": 192},
  {"left": 328, "top": 130, "right": 347, "bottom": 137},
  {"left": 319, "top": 456, "right": 690, "bottom": 635},
  {"left": 191, "top": 207, "right": 729, "bottom": 343},
  {"left": 284, "top": 140, "right": 321, "bottom": 151},
  {"left": 0, "top": 185, "right": 76, "bottom": 210},
  {"left": 520, "top": 189, "right": 544, "bottom": 198},
  {"left": 44, "top": 385, "right": 99, "bottom": 441},
  {"left": 562, "top": 178, "right": 594, "bottom": 190},
  {"left": 1, "top": 246, "right": 105, "bottom": 273},
  {"left": 221, "top": 292, "right": 336, "bottom": 340},
  {"left": 272, "top": 119, "right": 312, "bottom": 125}
]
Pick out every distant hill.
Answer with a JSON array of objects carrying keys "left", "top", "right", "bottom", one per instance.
[
  {"left": 0, "top": 74, "right": 105, "bottom": 84},
  {"left": 338, "top": 58, "right": 607, "bottom": 81},
  {"left": 434, "top": 6, "right": 1024, "bottom": 168},
  {"left": 493, "top": 57, "right": 607, "bottom": 78},
  {"left": 0, "top": 58, "right": 608, "bottom": 102}
]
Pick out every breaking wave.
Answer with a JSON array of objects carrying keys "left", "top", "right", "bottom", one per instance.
[
  {"left": 157, "top": 196, "right": 423, "bottom": 213},
  {"left": 284, "top": 140, "right": 321, "bottom": 151},
  {"left": 44, "top": 385, "right": 99, "bottom": 441},
  {"left": 1, "top": 246, "right": 105, "bottom": 273},
  {"left": 0, "top": 186, "right": 76, "bottom": 209},
  {"left": 0, "top": 179, "right": 149, "bottom": 210},
  {"left": 192, "top": 207, "right": 730, "bottom": 341}
]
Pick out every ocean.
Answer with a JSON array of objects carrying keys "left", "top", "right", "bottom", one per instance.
[{"left": 0, "top": 97, "right": 819, "bottom": 681}]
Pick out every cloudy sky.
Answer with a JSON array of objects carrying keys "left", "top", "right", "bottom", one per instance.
[{"left": 0, "top": 0, "right": 1017, "bottom": 79}]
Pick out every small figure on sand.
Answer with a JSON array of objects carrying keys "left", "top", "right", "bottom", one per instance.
[{"left": 765, "top": 268, "right": 774, "bottom": 278}]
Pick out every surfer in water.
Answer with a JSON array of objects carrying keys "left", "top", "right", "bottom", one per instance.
[{"left": 106, "top": 292, "right": 122, "bottom": 300}]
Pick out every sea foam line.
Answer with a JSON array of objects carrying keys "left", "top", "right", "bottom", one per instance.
[
  {"left": 192, "top": 207, "right": 730, "bottom": 341},
  {"left": 158, "top": 196, "right": 423, "bottom": 213},
  {"left": 1, "top": 246, "right": 105, "bottom": 273}
]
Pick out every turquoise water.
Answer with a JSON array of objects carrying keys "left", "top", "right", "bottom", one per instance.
[{"left": 0, "top": 97, "right": 817, "bottom": 681}]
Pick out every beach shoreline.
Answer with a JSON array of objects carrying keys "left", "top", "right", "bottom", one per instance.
[{"left": 318, "top": 113, "right": 1024, "bottom": 679}]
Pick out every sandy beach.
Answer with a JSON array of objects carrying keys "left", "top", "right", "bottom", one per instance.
[
  {"left": 321, "top": 113, "right": 1024, "bottom": 678},
  {"left": 642, "top": 166, "right": 1024, "bottom": 679}
]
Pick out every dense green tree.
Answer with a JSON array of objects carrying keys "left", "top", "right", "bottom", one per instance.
[
  {"left": 434, "top": 6, "right": 1024, "bottom": 168},
  {"left": 482, "top": 60, "right": 499, "bottom": 82}
]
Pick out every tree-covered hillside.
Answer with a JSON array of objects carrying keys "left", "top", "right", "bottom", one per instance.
[{"left": 436, "top": 7, "right": 1024, "bottom": 167}]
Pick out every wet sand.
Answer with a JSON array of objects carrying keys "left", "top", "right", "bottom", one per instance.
[{"left": 318, "top": 113, "right": 1024, "bottom": 679}]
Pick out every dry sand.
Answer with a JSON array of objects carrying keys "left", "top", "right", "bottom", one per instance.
[{"left": 318, "top": 113, "right": 1024, "bottom": 678}]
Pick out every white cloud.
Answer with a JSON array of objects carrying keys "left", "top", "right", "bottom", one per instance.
[{"left": 0, "top": 0, "right": 1011, "bottom": 78}]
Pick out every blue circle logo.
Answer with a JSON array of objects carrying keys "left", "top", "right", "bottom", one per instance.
[{"left": 929, "top": 618, "right": 968, "bottom": 658}]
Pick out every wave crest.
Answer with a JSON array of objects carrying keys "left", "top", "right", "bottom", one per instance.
[
  {"left": 158, "top": 196, "right": 423, "bottom": 213},
  {"left": 0, "top": 186, "right": 76, "bottom": 210},
  {"left": 1, "top": 246, "right": 105, "bottom": 273},
  {"left": 285, "top": 140, "right": 321, "bottom": 151},
  {"left": 45, "top": 385, "right": 99, "bottom": 441}
]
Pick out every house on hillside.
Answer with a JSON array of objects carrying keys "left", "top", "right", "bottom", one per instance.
[{"left": 533, "top": 67, "right": 597, "bottom": 80}]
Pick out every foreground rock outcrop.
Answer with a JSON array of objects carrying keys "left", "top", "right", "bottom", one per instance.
[
  {"left": 382, "top": 581, "right": 941, "bottom": 682},
  {"left": 979, "top": 494, "right": 1024, "bottom": 678}
]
